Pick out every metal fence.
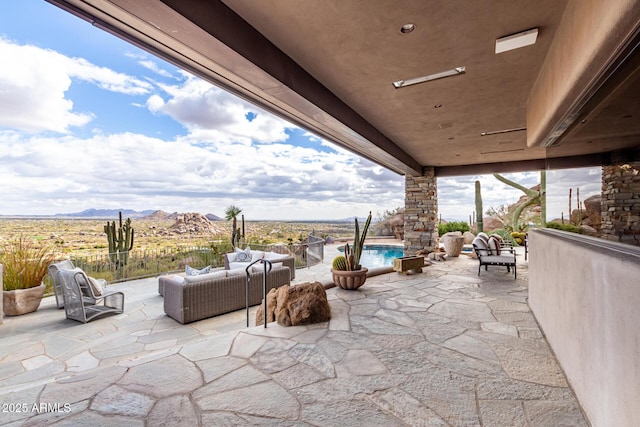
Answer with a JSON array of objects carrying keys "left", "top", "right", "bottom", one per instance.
[{"left": 63, "top": 235, "right": 325, "bottom": 283}]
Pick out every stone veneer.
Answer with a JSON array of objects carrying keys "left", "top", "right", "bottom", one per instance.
[
  {"left": 404, "top": 169, "right": 438, "bottom": 256},
  {"left": 601, "top": 161, "right": 640, "bottom": 246}
]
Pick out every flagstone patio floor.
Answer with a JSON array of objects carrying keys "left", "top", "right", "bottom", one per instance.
[{"left": 0, "top": 254, "right": 588, "bottom": 426}]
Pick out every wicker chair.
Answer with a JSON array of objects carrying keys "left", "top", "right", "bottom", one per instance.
[
  {"left": 56, "top": 269, "right": 124, "bottom": 323},
  {"left": 48, "top": 260, "right": 107, "bottom": 309}
]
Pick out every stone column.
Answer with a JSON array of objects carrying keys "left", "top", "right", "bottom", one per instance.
[
  {"left": 601, "top": 161, "right": 640, "bottom": 246},
  {"left": 404, "top": 169, "right": 438, "bottom": 256}
]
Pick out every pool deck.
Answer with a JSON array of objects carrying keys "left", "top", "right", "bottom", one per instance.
[{"left": 0, "top": 246, "right": 588, "bottom": 426}]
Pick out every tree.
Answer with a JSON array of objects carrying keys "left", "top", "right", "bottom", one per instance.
[{"left": 225, "top": 205, "right": 242, "bottom": 248}]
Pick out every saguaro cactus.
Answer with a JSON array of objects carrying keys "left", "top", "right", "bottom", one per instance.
[
  {"left": 104, "top": 211, "right": 135, "bottom": 267},
  {"left": 475, "top": 181, "right": 484, "bottom": 232}
]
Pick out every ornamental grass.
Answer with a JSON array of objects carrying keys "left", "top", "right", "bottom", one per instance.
[{"left": 1, "top": 236, "right": 56, "bottom": 291}]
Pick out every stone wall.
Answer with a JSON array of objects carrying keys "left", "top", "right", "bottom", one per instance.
[
  {"left": 404, "top": 169, "right": 438, "bottom": 255},
  {"left": 601, "top": 161, "right": 640, "bottom": 246}
]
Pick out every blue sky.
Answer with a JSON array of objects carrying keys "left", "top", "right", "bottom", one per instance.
[{"left": 0, "top": 1, "right": 600, "bottom": 221}]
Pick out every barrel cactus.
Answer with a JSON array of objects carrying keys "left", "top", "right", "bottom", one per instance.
[{"left": 332, "top": 255, "right": 347, "bottom": 271}]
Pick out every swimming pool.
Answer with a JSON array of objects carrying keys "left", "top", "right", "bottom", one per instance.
[{"left": 338, "top": 244, "right": 404, "bottom": 268}]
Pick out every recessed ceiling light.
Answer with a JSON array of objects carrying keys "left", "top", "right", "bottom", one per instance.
[
  {"left": 400, "top": 23, "right": 415, "bottom": 34},
  {"left": 495, "top": 28, "right": 538, "bottom": 54},
  {"left": 393, "top": 66, "right": 465, "bottom": 89}
]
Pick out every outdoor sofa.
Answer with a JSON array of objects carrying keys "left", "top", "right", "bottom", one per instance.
[
  {"left": 224, "top": 248, "right": 296, "bottom": 280},
  {"left": 472, "top": 233, "right": 517, "bottom": 279},
  {"left": 160, "top": 265, "right": 291, "bottom": 324}
]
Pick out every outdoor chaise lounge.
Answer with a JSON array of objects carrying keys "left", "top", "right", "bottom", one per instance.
[
  {"left": 160, "top": 265, "right": 291, "bottom": 324},
  {"left": 48, "top": 260, "right": 108, "bottom": 308},
  {"left": 56, "top": 268, "right": 125, "bottom": 323},
  {"left": 472, "top": 234, "right": 517, "bottom": 279}
]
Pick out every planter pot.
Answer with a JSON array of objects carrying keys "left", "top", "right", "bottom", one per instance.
[
  {"left": 443, "top": 236, "right": 465, "bottom": 257},
  {"left": 3, "top": 284, "right": 45, "bottom": 316},
  {"left": 331, "top": 268, "right": 368, "bottom": 290}
]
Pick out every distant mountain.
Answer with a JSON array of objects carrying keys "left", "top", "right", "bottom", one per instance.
[
  {"left": 205, "top": 213, "right": 223, "bottom": 221},
  {"left": 142, "top": 210, "right": 171, "bottom": 220},
  {"left": 54, "top": 209, "right": 155, "bottom": 219}
]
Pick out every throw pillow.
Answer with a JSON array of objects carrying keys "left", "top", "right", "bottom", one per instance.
[
  {"left": 185, "top": 265, "right": 212, "bottom": 276},
  {"left": 88, "top": 276, "right": 103, "bottom": 296},
  {"left": 487, "top": 236, "right": 501, "bottom": 255},
  {"left": 235, "top": 246, "right": 252, "bottom": 262}
]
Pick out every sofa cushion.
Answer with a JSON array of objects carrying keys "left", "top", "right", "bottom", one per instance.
[
  {"left": 264, "top": 252, "right": 288, "bottom": 261},
  {"left": 251, "top": 262, "right": 283, "bottom": 272},
  {"left": 185, "top": 265, "right": 211, "bottom": 276},
  {"left": 184, "top": 269, "right": 227, "bottom": 284},
  {"left": 229, "top": 261, "right": 251, "bottom": 270},
  {"left": 250, "top": 250, "right": 265, "bottom": 262},
  {"left": 226, "top": 268, "right": 246, "bottom": 277}
]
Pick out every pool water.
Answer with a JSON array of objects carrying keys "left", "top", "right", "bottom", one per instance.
[{"left": 338, "top": 244, "right": 404, "bottom": 268}]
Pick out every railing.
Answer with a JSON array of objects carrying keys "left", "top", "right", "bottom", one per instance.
[
  {"left": 248, "top": 234, "right": 325, "bottom": 270},
  {"left": 69, "top": 246, "right": 225, "bottom": 283},
  {"left": 59, "top": 235, "right": 325, "bottom": 283}
]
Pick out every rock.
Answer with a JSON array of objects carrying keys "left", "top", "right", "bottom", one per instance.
[
  {"left": 583, "top": 195, "right": 601, "bottom": 217},
  {"left": 482, "top": 217, "right": 505, "bottom": 232},
  {"left": 463, "top": 231, "right": 475, "bottom": 244},
  {"left": 427, "top": 251, "right": 446, "bottom": 261},
  {"left": 169, "top": 213, "right": 223, "bottom": 235},
  {"left": 579, "top": 225, "right": 598, "bottom": 236},
  {"left": 256, "top": 282, "right": 331, "bottom": 327}
]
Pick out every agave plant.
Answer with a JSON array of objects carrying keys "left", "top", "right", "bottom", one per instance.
[
  {"left": 333, "top": 212, "right": 372, "bottom": 271},
  {"left": 1, "top": 236, "right": 56, "bottom": 291}
]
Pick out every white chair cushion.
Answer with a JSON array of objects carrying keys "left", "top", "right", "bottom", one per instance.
[
  {"left": 473, "top": 237, "right": 490, "bottom": 256},
  {"left": 184, "top": 269, "right": 227, "bottom": 284}
]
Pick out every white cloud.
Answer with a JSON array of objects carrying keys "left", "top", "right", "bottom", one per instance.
[
  {"left": 149, "top": 76, "right": 294, "bottom": 145},
  {"left": 0, "top": 38, "right": 152, "bottom": 133}
]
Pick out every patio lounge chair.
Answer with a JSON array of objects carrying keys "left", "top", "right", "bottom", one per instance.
[
  {"left": 472, "top": 236, "right": 517, "bottom": 279},
  {"left": 56, "top": 269, "right": 124, "bottom": 323},
  {"left": 48, "top": 260, "right": 108, "bottom": 309}
]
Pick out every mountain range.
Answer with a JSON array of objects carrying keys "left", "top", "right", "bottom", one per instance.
[{"left": 2, "top": 208, "right": 364, "bottom": 222}]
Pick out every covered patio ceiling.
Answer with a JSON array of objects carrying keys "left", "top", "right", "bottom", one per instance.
[{"left": 48, "top": 0, "right": 640, "bottom": 176}]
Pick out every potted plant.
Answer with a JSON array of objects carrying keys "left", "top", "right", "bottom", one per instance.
[
  {"left": 1, "top": 236, "right": 56, "bottom": 316},
  {"left": 331, "top": 212, "right": 372, "bottom": 290}
]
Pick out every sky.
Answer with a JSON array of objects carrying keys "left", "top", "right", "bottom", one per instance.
[{"left": 0, "top": 1, "right": 601, "bottom": 222}]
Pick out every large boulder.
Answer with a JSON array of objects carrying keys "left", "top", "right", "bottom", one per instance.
[
  {"left": 256, "top": 282, "right": 331, "bottom": 327},
  {"left": 463, "top": 231, "right": 475, "bottom": 244},
  {"left": 482, "top": 217, "right": 505, "bottom": 232}
]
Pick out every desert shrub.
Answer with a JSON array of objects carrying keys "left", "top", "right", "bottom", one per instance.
[
  {"left": 545, "top": 222, "right": 581, "bottom": 233},
  {"left": 438, "top": 221, "right": 470, "bottom": 235}
]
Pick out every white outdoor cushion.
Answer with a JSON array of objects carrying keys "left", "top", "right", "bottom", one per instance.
[
  {"left": 229, "top": 261, "right": 251, "bottom": 270},
  {"left": 251, "top": 262, "right": 283, "bottom": 272},
  {"left": 185, "top": 265, "right": 211, "bottom": 276},
  {"left": 250, "top": 250, "right": 265, "bottom": 262},
  {"left": 473, "top": 237, "right": 490, "bottom": 256},
  {"left": 264, "top": 252, "right": 288, "bottom": 261},
  {"left": 226, "top": 268, "right": 246, "bottom": 277},
  {"left": 184, "top": 269, "right": 227, "bottom": 283},
  {"left": 487, "top": 236, "right": 501, "bottom": 255}
]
